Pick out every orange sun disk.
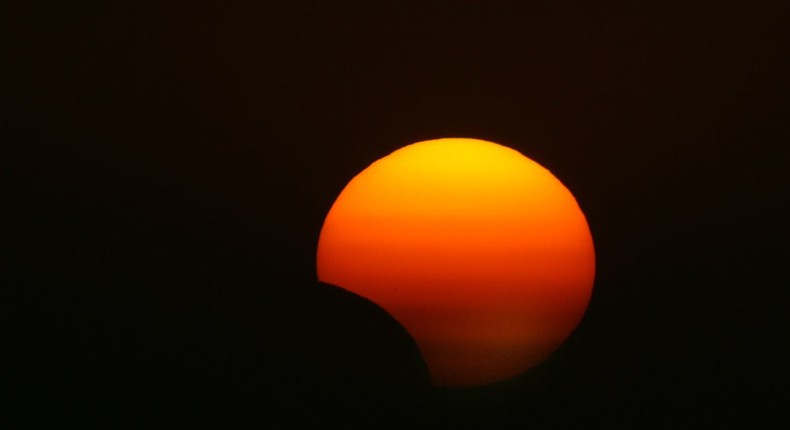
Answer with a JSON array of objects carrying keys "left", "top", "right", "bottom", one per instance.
[{"left": 317, "top": 138, "right": 595, "bottom": 386}]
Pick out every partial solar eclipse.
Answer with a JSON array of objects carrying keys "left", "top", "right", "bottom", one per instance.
[{"left": 317, "top": 138, "right": 595, "bottom": 386}]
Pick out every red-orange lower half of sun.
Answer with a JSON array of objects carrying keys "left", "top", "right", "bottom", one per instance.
[{"left": 317, "top": 138, "right": 595, "bottom": 386}]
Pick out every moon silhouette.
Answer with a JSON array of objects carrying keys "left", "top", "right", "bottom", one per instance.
[{"left": 317, "top": 138, "right": 595, "bottom": 386}]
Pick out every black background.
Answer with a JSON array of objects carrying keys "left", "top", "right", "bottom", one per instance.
[{"left": 2, "top": 1, "right": 788, "bottom": 428}]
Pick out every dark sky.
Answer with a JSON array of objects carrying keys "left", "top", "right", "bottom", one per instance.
[{"left": 2, "top": 1, "right": 788, "bottom": 428}]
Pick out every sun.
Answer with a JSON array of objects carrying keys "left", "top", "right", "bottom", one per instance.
[{"left": 317, "top": 138, "right": 595, "bottom": 386}]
